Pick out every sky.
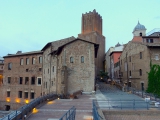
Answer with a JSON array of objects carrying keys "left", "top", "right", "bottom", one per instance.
[{"left": 0, "top": 0, "right": 160, "bottom": 57}]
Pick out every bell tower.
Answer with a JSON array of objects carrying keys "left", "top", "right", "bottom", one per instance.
[{"left": 82, "top": 9, "right": 102, "bottom": 35}]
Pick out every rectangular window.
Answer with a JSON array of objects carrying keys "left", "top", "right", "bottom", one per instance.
[
  {"left": 46, "top": 82, "right": 47, "bottom": 88},
  {"left": 140, "top": 69, "right": 142, "bottom": 76},
  {"left": 39, "top": 56, "right": 42, "bottom": 63},
  {"left": 48, "top": 69, "right": 49, "bottom": 74},
  {"left": 25, "top": 77, "right": 29, "bottom": 85},
  {"left": 37, "top": 77, "right": 41, "bottom": 85},
  {"left": 52, "top": 66, "right": 54, "bottom": 72},
  {"left": 140, "top": 52, "right": 142, "bottom": 59},
  {"left": 44, "top": 69, "right": 45, "bottom": 74},
  {"left": 30, "top": 92, "right": 34, "bottom": 99},
  {"left": 19, "top": 77, "right": 23, "bottom": 84},
  {"left": 18, "top": 91, "right": 22, "bottom": 98},
  {"left": 81, "top": 56, "right": 84, "bottom": 63},
  {"left": 8, "top": 77, "right": 11, "bottom": 84},
  {"left": 38, "top": 68, "right": 41, "bottom": 72},
  {"left": 147, "top": 39, "right": 153, "bottom": 43},
  {"left": 52, "top": 81, "right": 53, "bottom": 86},
  {"left": 32, "top": 57, "right": 35, "bottom": 64},
  {"left": 44, "top": 82, "right": 45, "bottom": 88},
  {"left": 31, "top": 77, "right": 35, "bottom": 85},
  {"left": 129, "top": 56, "right": 131, "bottom": 62},
  {"left": 8, "top": 63, "right": 12, "bottom": 70},
  {"left": 70, "top": 57, "right": 73, "bottom": 63},
  {"left": 20, "top": 58, "right": 23, "bottom": 65},
  {"left": 129, "top": 70, "right": 131, "bottom": 76},
  {"left": 26, "top": 58, "right": 29, "bottom": 65},
  {"left": 155, "top": 55, "right": 159, "bottom": 60},
  {"left": 7, "top": 91, "right": 10, "bottom": 97},
  {"left": 24, "top": 92, "right": 28, "bottom": 99}
]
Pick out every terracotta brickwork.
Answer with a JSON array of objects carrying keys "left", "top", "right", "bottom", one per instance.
[{"left": 0, "top": 51, "right": 43, "bottom": 110}]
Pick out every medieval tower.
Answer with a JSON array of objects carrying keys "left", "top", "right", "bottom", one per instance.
[{"left": 78, "top": 9, "right": 105, "bottom": 75}]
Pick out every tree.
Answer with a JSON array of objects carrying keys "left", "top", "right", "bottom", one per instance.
[
  {"left": 98, "top": 70, "right": 109, "bottom": 82},
  {"left": 147, "top": 64, "right": 160, "bottom": 96}
]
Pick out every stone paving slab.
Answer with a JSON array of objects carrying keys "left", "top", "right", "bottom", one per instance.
[{"left": 27, "top": 95, "right": 95, "bottom": 120}]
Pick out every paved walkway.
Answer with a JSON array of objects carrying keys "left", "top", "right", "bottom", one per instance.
[{"left": 27, "top": 95, "right": 95, "bottom": 120}]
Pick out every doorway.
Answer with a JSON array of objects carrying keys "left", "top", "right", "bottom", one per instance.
[{"left": 5, "top": 105, "right": 10, "bottom": 111}]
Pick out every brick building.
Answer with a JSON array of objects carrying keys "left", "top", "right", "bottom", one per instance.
[
  {"left": 119, "top": 22, "right": 160, "bottom": 90},
  {"left": 0, "top": 57, "right": 4, "bottom": 85},
  {"left": 1, "top": 51, "right": 43, "bottom": 110}
]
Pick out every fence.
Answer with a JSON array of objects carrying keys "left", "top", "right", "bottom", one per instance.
[
  {"left": 93, "top": 100, "right": 103, "bottom": 120},
  {"left": 128, "top": 87, "right": 160, "bottom": 101},
  {"left": 1, "top": 93, "right": 57, "bottom": 120},
  {"left": 94, "top": 99, "right": 156, "bottom": 110},
  {"left": 114, "top": 82, "right": 160, "bottom": 102},
  {"left": 59, "top": 106, "right": 76, "bottom": 120}
]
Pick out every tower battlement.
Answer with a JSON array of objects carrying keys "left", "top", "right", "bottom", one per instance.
[{"left": 81, "top": 9, "right": 102, "bottom": 35}]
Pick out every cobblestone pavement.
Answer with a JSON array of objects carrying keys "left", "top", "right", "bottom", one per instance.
[{"left": 27, "top": 95, "right": 95, "bottom": 120}]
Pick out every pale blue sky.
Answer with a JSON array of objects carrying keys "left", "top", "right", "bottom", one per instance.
[{"left": 0, "top": 0, "right": 160, "bottom": 57}]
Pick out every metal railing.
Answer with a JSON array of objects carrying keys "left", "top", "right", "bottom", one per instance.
[
  {"left": 128, "top": 87, "right": 160, "bottom": 101},
  {"left": 1, "top": 93, "right": 57, "bottom": 120},
  {"left": 93, "top": 100, "right": 103, "bottom": 120},
  {"left": 59, "top": 106, "right": 76, "bottom": 120},
  {"left": 95, "top": 100, "right": 153, "bottom": 110}
]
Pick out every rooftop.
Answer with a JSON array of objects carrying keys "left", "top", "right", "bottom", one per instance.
[
  {"left": 133, "top": 21, "right": 146, "bottom": 32},
  {"left": 146, "top": 28, "right": 160, "bottom": 36}
]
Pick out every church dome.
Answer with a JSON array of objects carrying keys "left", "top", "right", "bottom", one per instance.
[{"left": 133, "top": 21, "right": 146, "bottom": 32}]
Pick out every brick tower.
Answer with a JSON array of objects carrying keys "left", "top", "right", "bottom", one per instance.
[
  {"left": 81, "top": 9, "right": 102, "bottom": 35},
  {"left": 78, "top": 9, "right": 105, "bottom": 76}
]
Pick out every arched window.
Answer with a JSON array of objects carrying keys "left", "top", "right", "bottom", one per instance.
[
  {"left": 70, "top": 57, "right": 73, "bottom": 63},
  {"left": 139, "top": 69, "right": 142, "bottom": 76},
  {"left": 140, "top": 32, "right": 142, "bottom": 36},
  {"left": 81, "top": 56, "right": 84, "bottom": 63}
]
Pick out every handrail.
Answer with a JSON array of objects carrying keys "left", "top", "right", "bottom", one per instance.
[
  {"left": 93, "top": 100, "right": 103, "bottom": 120},
  {"left": 59, "top": 106, "right": 76, "bottom": 120},
  {"left": 1, "top": 93, "right": 57, "bottom": 120}
]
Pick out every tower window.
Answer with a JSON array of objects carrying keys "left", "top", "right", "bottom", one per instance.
[{"left": 140, "top": 33, "right": 142, "bottom": 36}]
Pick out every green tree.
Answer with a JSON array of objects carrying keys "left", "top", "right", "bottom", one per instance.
[
  {"left": 99, "top": 70, "right": 109, "bottom": 80},
  {"left": 147, "top": 64, "right": 160, "bottom": 96}
]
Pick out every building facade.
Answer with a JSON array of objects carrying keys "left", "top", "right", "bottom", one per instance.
[
  {"left": 0, "top": 51, "right": 43, "bottom": 110},
  {"left": 119, "top": 22, "right": 160, "bottom": 91},
  {"left": 78, "top": 9, "right": 105, "bottom": 75}
]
